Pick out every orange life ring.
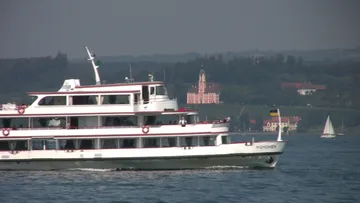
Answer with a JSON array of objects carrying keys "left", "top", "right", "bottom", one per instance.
[
  {"left": 17, "top": 105, "right": 26, "bottom": 115},
  {"left": 2, "top": 128, "right": 10, "bottom": 136},
  {"left": 142, "top": 126, "right": 149, "bottom": 134}
]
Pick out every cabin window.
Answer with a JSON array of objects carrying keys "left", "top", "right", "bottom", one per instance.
[
  {"left": 150, "top": 87, "right": 155, "bottom": 95},
  {"left": 143, "top": 115, "right": 182, "bottom": 125},
  {"left": 199, "top": 136, "right": 216, "bottom": 146},
  {"left": 0, "top": 140, "right": 29, "bottom": 151},
  {"left": 156, "top": 86, "right": 167, "bottom": 95},
  {"left": 102, "top": 95, "right": 130, "bottom": 104},
  {"left": 78, "top": 139, "right": 95, "bottom": 149},
  {"left": 120, "top": 138, "right": 137, "bottom": 148},
  {"left": 31, "top": 139, "right": 56, "bottom": 150},
  {"left": 151, "top": 115, "right": 178, "bottom": 125},
  {"left": 185, "top": 115, "right": 197, "bottom": 124},
  {"left": 144, "top": 115, "right": 158, "bottom": 125},
  {"left": 32, "top": 117, "right": 66, "bottom": 128},
  {"left": 100, "top": 139, "right": 119, "bottom": 149},
  {"left": 59, "top": 140, "right": 76, "bottom": 150},
  {"left": 69, "top": 117, "right": 79, "bottom": 128},
  {"left": 221, "top": 136, "right": 230, "bottom": 144},
  {"left": 102, "top": 116, "right": 137, "bottom": 126},
  {"left": 70, "top": 95, "right": 98, "bottom": 105},
  {"left": 27, "top": 96, "right": 38, "bottom": 105},
  {"left": 160, "top": 137, "right": 177, "bottom": 147},
  {"left": 134, "top": 93, "right": 140, "bottom": 104},
  {"left": 78, "top": 116, "right": 98, "bottom": 128},
  {"left": 14, "top": 140, "right": 29, "bottom": 151},
  {"left": 1, "top": 118, "right": 12, "bottom": 128},
  {"left": 1, "top": 118, "right": 29, "bottom": 129},
  {"left": 0, "top": 141, "right": 10, "bottom": 151},
  {"left": 38, "top": 96, "right": 66, "bottom": 106},
  {"left": 180, "top": 137, "right": 197, "bottom": 147},
  {"left": 59, "top": 139, "right": 95, "bottom": 149},
  {"left": 142, "top": 86, "right": 149, "bottom": 104},
  {"left": 143, "top": 138, "right": 160, "bottom": 148}
]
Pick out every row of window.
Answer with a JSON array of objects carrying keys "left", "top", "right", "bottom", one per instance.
[
  {"left": 0, "top": 136, "right": 230, "bottom": 151},
  {"left": 38, "top": 95, "right": 130, "bottom": 106},
  {"left": 33, "top": 85, "right": 168, "bottom": 106},
  {"left": 1, "top": 115, "right": 198, "bottom": 128}
]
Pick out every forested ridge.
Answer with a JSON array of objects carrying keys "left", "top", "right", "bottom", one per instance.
[{"left": 1, "top": 50, "right": 360, "bottom": 132}]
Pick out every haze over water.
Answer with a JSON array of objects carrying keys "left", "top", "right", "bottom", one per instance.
[{"left": 0, "top": 134, "right": 359, "bottom": 203}]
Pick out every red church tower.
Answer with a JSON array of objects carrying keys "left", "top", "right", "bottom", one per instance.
[{"left": 187, "top": 69, "right": 220, "bottom": 104}]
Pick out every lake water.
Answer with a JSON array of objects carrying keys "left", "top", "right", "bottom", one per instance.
[{"left": 0, "top": 134, "right": 359, "bottom": 203}]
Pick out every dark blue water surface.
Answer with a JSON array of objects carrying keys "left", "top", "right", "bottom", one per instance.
[{"left": 0, "top": 134, "right": 359, "bottom": 203}]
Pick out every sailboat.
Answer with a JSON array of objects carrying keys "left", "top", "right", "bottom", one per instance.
[
  {"left": 321, "top": 116, "right": 336, "bottom": 138},
  {"left": 338, "top": 119, "right": 345, "bottom": 136}
]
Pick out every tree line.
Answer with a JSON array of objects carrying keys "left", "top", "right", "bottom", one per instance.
[
  {"left": 1, "top": 52, "right": 360, "bottom": 131},
  {"left": 1, "top": 52, "right": 360, "bottom": 109}
]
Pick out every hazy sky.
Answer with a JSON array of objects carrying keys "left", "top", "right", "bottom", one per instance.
[{"left": 1, "top": 0, "right": 359, "bottom": 58}]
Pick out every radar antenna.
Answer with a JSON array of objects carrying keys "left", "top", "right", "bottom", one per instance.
[{"left": 85, "top": 46, "right": 101, "bottom": 85}]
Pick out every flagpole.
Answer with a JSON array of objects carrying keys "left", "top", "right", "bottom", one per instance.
[{"left": 277, "top": 108, "right": 282, "bottom": 141}]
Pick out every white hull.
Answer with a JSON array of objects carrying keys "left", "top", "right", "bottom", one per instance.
[
  {"left": 0, "top": 154, "right": 281, "bottom": 171},
  {"left": 321, "top": 134, "right": 336, "bottom": 138},
  {"left": 0, "top": 142, "right": 286, "bottom": 170}
]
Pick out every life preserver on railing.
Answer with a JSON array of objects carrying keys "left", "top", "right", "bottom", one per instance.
[
  {"left": 2, "top": 128, "right": 10, "bottom": 136},
  {"left": 142, "top": 126, "right": 150, "bottom": 134},
  {"left": 17, "top": 105, "right": 26, "bottom": 115}
]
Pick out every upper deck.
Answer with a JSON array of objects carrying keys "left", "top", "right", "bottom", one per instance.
[
  {"left": 0, "top": 46, "right": 180, "bottom": 118},
  {"left": 0, "top": 79, "right": 178, "bottom": 117}
]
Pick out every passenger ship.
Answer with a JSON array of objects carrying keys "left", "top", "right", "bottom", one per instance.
[{"left": 0, "top": 46, "right": 286, "bottom": 170}]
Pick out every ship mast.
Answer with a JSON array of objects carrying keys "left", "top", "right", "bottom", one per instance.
[
  {"left": 125, "top": 63, "right": 135, "bottom": 83},
  {"left": 85, "top": 46, "right": 101, "bottom": 85}
]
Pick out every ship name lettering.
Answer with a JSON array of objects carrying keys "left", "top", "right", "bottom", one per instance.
[{"left": 256, "top": 145, "right": 276, "bottom": 149}]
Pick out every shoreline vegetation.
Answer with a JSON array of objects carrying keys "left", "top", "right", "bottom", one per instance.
[{"left": 180, "top": 104, "right": 360, "bottom": 135}]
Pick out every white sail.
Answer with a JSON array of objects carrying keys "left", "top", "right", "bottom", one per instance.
[{"left": 321, "top": 116, "right": 336, "bottom": 138}]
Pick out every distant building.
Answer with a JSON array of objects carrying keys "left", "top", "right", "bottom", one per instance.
[
  {"left": 263, "top": 116, "right": 301, "bottom": 132},
  {"left": 187, "top": 70, "right": 221, "bottom": 104},
  {"left": 281, "top": 82, "right": 326, "bottom": 95}
]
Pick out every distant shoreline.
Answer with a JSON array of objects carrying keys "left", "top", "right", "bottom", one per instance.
[
  {"left": 229, "top": 132, "right": 277, "bottom": 136},
  {"left": 229, "top": 130, "right": 324, "bottom": 136}
]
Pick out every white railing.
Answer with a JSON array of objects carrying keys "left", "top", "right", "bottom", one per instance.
[
  {"left": 14, "top": 126, "right": 140, "bottom": 130},
  {"left": 5, "top": 122, "right": 228, "bottom": 131}
]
